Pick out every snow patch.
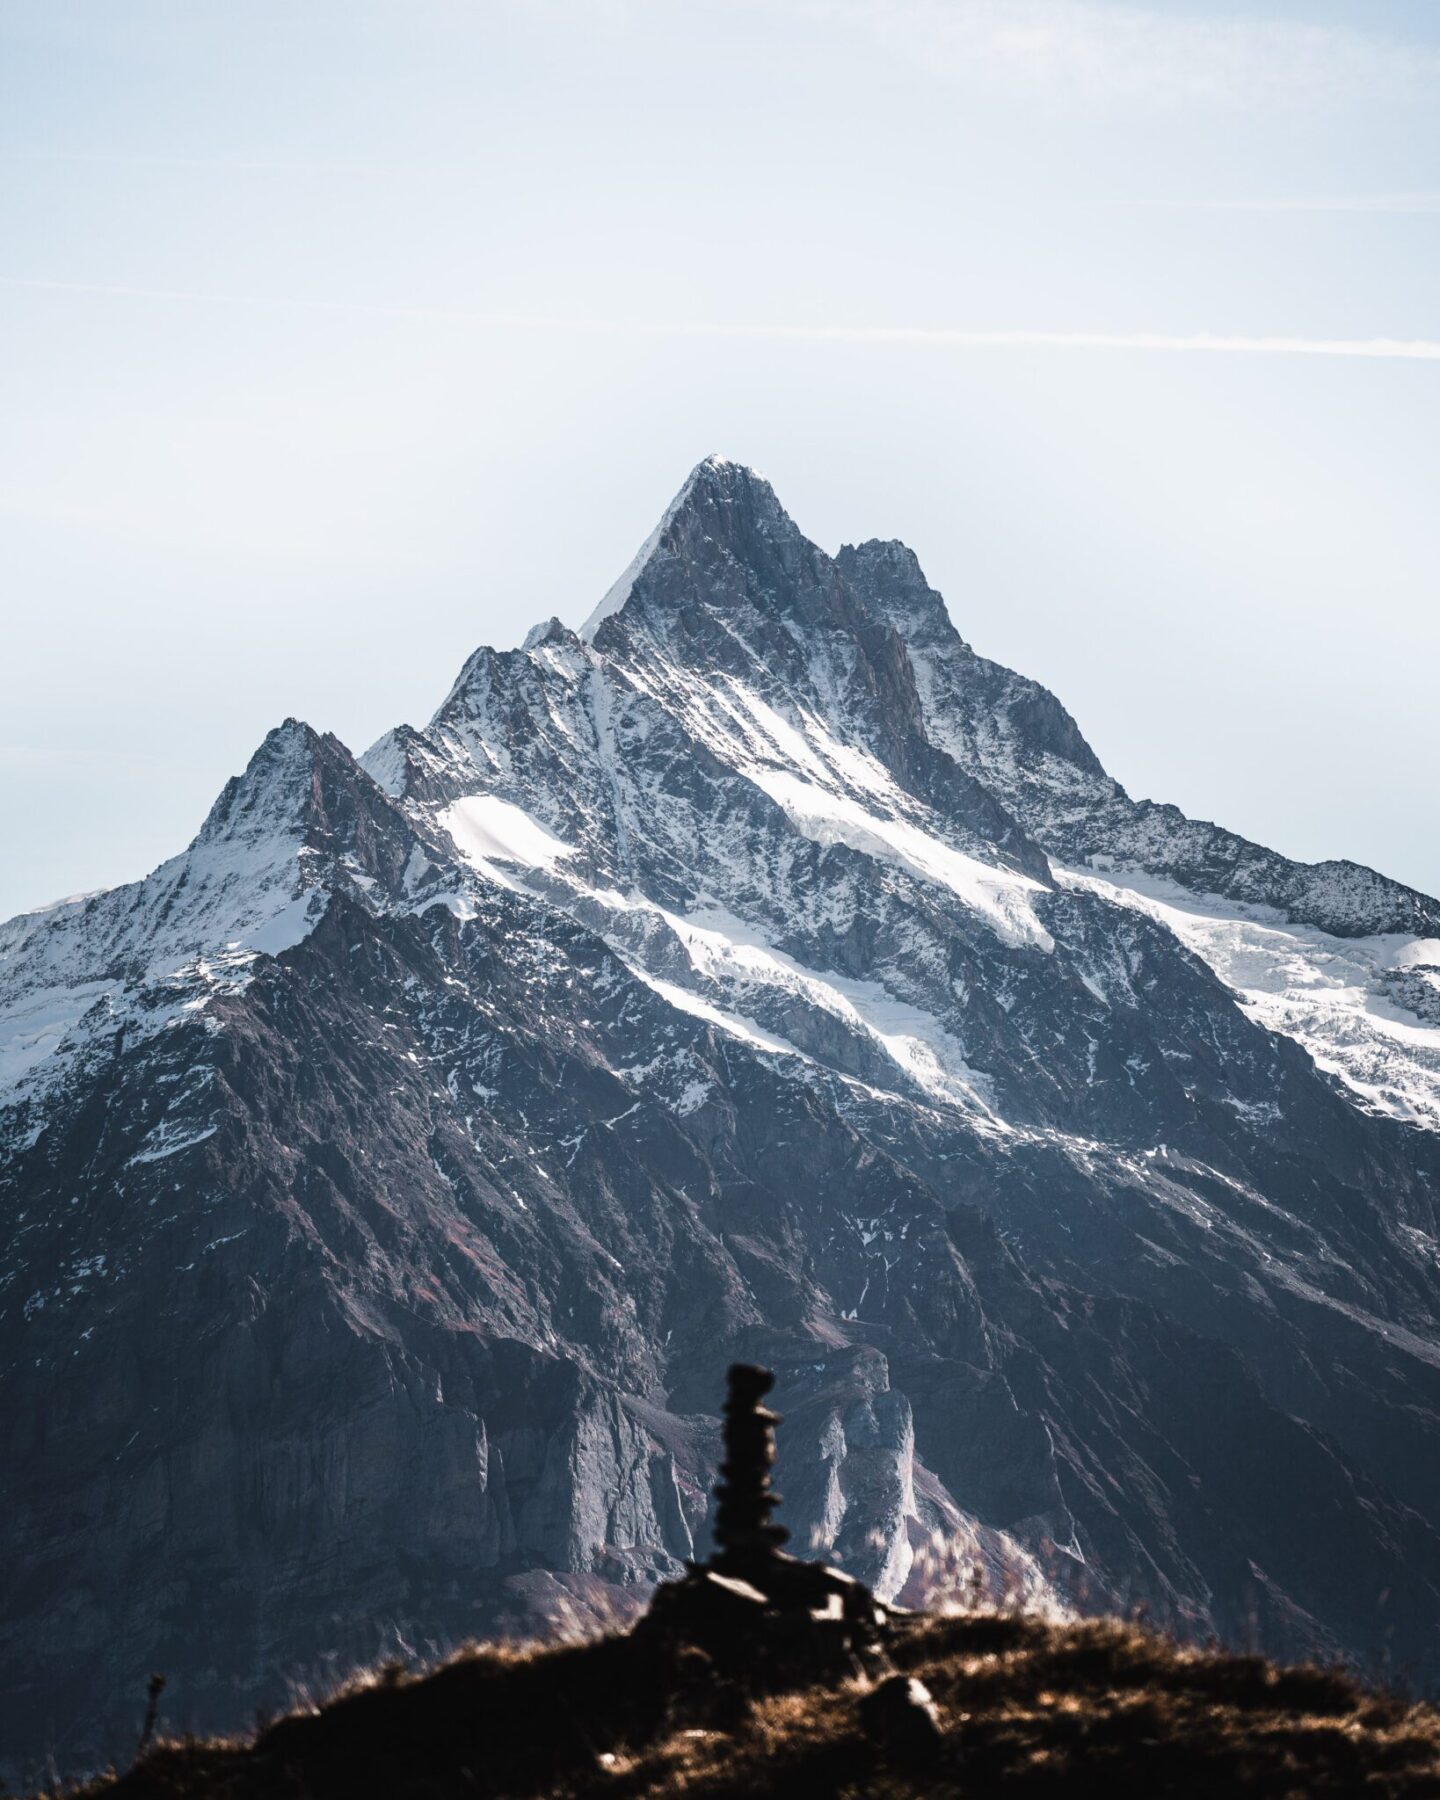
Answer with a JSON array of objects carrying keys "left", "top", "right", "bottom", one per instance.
[
  {"left": 631, "top": 969, "right": 804, "bottom": 1058},
  {"left": 126, "top": 1121, "right": 219, "bottom": 1166},
  {"left": 749, "top": 769, "right": 1053, "bottom": 952},
  {"left": 1060, "top": 866, "right": 1440, "bottom": 1132},
  {"left": 0, "top": 981, "right": 117, "bottom": 1101},
  {"left": 441, "top": 795, "right": 577, "bottom": 889},
  {"left": 246, "top": 891, "right": 327, "bottom": 955},
  {"left": 658, "top": 903, "right": 1007, "bottom": 1122}
]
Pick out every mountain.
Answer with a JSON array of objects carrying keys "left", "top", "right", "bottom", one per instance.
[{"left": 4, "top": 456, "right": 1440, "bottom": 1781}]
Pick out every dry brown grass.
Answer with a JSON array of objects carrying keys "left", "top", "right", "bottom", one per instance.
[{"left": 56, "top": 1610, "right": 1440, "bottom": 1799}]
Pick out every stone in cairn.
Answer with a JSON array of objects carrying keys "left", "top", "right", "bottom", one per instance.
[
  {"left": 640, "top": 1364, "right": 893, "bottom": 1679},
  {"left": 712, "top": 1363, "right": 790, "bottom": 1569}
]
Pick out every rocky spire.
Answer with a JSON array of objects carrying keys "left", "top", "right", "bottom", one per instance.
[{"left": 579, "top": 455, "right": 812, "bottom": 646}]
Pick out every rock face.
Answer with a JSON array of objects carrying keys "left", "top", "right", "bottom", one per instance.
[{"left": 4, "top": 456, "right": 1440, "bottom": 1779}]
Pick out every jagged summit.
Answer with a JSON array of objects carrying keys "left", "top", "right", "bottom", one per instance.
[
  {"left": 193, "top": 716, "right": 324, "bottom": 846},
  {"left": 582, "top": 462, "right": 937, "bottom": 654},
  {"left": 521, "top": 616, "right": 582, "bottom": 653},
  {"left": 580, "top": 455, "right": 799, "bottom": 644},
  {"left": 838, "top": 538, "right": 927, "bottom": 584},
  {"left": 836, "top": 539, "right": 950, "bottom": 637}
]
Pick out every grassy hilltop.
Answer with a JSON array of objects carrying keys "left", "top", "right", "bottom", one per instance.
[{"left": 59, "top": 1608, "right": 1440, "bottom": 1799}]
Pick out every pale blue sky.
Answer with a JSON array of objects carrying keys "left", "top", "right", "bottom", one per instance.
[{"left": 2, "top": 0, "right": 1438, "bottom": 918}]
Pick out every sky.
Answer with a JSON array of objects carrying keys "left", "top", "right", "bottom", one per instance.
[{"left": 1, "top": 0, "right": 1438, "bottom": 920}]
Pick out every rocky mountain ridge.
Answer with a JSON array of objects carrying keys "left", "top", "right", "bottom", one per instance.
[{"left": 3, "top": 456, "right": 1439, "bottom": 1781}]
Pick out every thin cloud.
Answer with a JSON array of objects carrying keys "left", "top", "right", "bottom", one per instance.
[
  {"left": 1, "top": 149, "right": 377, "bottom": 175},
  {"left": 4, "top": 275, "right": 1439, "bottom": 362},
  {"left": 810, "top": 0, "right": 1440, "bottom": 105},
  {"left": 1191, "top": 194, "right": 1440, "bottom": 215},
  {"left": 780, "top": 328, "right": 1440, "bottom": 361}
]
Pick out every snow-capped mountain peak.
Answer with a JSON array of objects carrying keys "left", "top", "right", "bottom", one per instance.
[
  {"left": 0, "top": 716, "right": 437, "bottom": 1125},
  {"left": 6, "top": 457, "right": 1440, "bottom": 1774}
]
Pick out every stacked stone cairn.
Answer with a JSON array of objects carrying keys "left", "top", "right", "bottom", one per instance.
[{"left": 640, "top": 1364, "right": 896, "bottom": 1684}]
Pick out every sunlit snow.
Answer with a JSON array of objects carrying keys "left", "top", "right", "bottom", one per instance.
[
  {"left": 0, "top": 981, "right": 117, "bottom": 1098},
  {"left": 656, "top": 903, "right": 1007, "bottom": 1121},
  {"left": 1061, "top": 866, "right": 1440, "bottom": 1132},
  {"left": 441, "top": 795, "right": 578, "bottom": 888},
  {"left": 630, "top": 968, "right": 803, "bottom": 1057},
  {"left": 749, "top": 769, "right": 1053, "bottom": 952}
]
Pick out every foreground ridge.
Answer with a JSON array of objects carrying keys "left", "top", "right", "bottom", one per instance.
[{"left": 69, "top": 1609, "right": 1440, "bottom": 1797}]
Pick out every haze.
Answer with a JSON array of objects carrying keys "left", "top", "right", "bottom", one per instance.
[{"left": 2, "top": 0, "right": 1438, "bottom": 919}]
